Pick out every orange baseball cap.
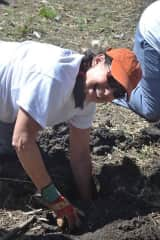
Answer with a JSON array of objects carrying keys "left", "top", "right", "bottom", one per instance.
[{"left": 106, "top": 48, "right": 142, "bottom": 97}]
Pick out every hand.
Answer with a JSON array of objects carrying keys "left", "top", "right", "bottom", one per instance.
[{"left": 48, "top": 195, "right": 84, "bottom": 231}]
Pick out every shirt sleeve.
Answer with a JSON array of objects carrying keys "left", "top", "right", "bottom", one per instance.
[
  {"left": 17, "top": 71, "right": 53, "bottom": 128},
  {"left": 69, "top": 102, "right": 96, "bottom": 129}
]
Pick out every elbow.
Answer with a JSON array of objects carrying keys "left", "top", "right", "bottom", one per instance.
[
  {"left": 140, "top": 106, "right": 160, "bottom": 122},
  {"left": 12, "top": 135, "right": 35, "bottom": 153},
  {"left": 130, "top": 95, "right": 160, "bottom": 122},
  {"left": 143, "top": 114, "right": 160, "bottom": 123}
]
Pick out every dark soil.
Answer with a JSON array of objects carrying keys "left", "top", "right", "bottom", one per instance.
[
  {"left": 1, "top": 119, "right": 160, "bottom": 240},
  {"left": 0, "top": 1, "right": 160, "bottom": 240}
]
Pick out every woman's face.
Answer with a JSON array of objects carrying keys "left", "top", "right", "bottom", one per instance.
[{"left": 85, "top": 54, "right": 115, "bottom": 103}]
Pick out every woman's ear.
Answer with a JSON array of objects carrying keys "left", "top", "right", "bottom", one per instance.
[{"left": 92, "top": 54, "right": 105, "bottom": 66}]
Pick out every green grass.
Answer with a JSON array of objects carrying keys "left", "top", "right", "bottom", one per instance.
[{"left": 39, "top": 5, "right": 57, "bottom": 20}]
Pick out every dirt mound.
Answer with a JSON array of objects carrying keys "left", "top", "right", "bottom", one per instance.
[{"left": 1, "top": 120, "right": 160, "bottom": 240}]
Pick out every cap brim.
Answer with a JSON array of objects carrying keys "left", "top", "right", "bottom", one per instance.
[{"left": 111, "top": 60, "right": 132, "bottom": 96}]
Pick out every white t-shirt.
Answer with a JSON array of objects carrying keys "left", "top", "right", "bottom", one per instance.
[
  {"left": 139, "top": 0, "right": 160, "bottom": 54},
  {"left": 0, "top": 41, "right": 96, "bottom": 129}
]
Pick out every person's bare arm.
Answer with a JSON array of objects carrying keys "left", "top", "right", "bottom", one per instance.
[
  {"left": 69, "top": 124, "right": 92, "bottom": 201},
  {"left": 12, "top": 108, "right": 81, "bottom": 229},
  {"left": 12, "top": 108, "right": 52, "bottom": 190}
]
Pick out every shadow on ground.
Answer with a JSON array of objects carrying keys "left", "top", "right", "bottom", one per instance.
[{"left": 1, "top": 122, "right": 160, "bottom": 239}]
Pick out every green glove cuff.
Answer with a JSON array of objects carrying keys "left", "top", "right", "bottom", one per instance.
[{"left": 41, "top": 183, "right": 61, "bottom": 203}]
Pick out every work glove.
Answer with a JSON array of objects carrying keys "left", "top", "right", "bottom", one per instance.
[
  {"left": 41, "top": 183, "right": 84, "bottom": 231},
  {"left": 48, "top": 195, "right": 84, "bottom": 231}
]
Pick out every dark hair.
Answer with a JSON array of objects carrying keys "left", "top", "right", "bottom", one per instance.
[{"left": 73, "top": 49, "right": 95, "bottom": 109}]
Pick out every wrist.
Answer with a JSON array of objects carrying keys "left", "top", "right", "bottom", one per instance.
[{"left": 41, "top": 183, "right": 61, "bottom": 203}]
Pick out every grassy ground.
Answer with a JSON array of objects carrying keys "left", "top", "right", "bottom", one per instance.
[{"left": 0, "top": 0, "right": 152, "bottom": 50}]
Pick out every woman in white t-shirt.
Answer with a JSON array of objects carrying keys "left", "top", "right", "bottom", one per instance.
[{"left": 0, "top": 41, "right": 141, "bottom": 229}]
